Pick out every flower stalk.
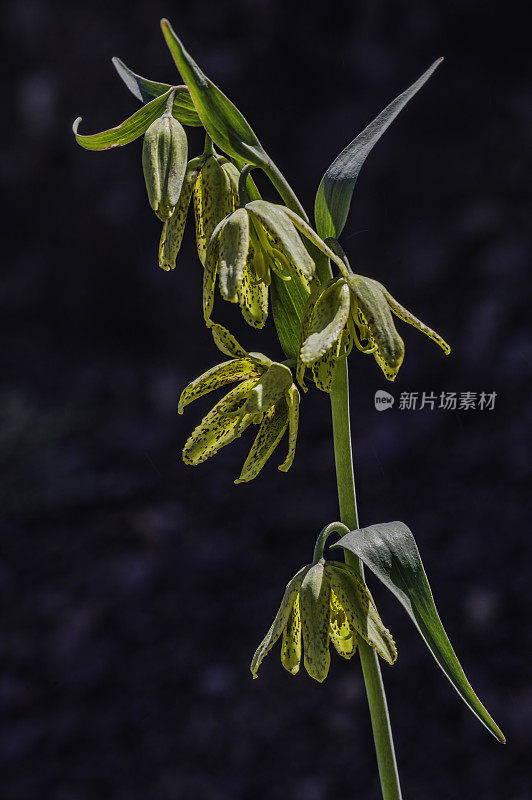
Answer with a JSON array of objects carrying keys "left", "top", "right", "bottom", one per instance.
[
  {"left": 330, "top": 356, "right": 403, "bottom": 800},
  {"left": 73, "top": 26, "right": 504, "bottom": 799}
]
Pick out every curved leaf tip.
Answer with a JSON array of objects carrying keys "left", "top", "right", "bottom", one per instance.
[{"left": 314, "top": 57, "right": 444, "bottom": 240}]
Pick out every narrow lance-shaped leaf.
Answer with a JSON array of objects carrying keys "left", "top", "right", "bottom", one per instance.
[
  {"left": 160, "top": 18, "right": 269, "bottom": 167},
  {"left": 334, "top": 521, "right": 505, "bottom": 743},
  {"left": 112, "top": 57, "right": 203, "bottom": 126},
  {"left": 73, "top": 89, "right": 175, "bottom": 151},
  {"left": 314, "top": 59, "right": 443, "bottom": 240}
]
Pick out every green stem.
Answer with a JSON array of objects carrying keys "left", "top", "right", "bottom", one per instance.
[
  {"left": 330, "top": 357, "right": 403, "bottom": 800},
  {"left": 262, "top": 148, "right": 401, "bottom": 797},
  {"left": 262, "top": 159, "right": 309, "bottom": 221},
  {"left": 203, "top": 132, "right": 215, "bottom": 156},
  {"left": 238, "top": 164, "right": 255, "bottom": 206}
]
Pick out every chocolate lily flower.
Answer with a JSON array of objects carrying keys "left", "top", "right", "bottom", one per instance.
[
  {"left": 251, "top": 558, "right": 397, "bottom": 682},
  {"left": 202, "top": 200, "right": 318, "bottom": 329},
  {"left": 179, "top": 324, "right": 300, "bottom": 483},
  {"left": 298, "top": 274, "right": 450, "bottom": 388}
]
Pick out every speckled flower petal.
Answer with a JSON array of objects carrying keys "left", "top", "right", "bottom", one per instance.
[
  {"left": 241, "top": 363, "right": 293, "bottom": 416},
  {"left": 296, "top": 281, "right": 323, "bottom": 390},
  {"left": 246, "top": 200, "right": 315, "bottom": 278},
  {"left": 237, "top": 236, "right": 269, "bottom": 329},
  {"left": 218, "top": 208, "right": 250, "bottom": 302},
  {"left": 281, "top": 593, "right": 301, "bottom": 675},
  {"left": 158, "top": 156, "right": 204, "bottom": 271},
  {"left": 178, "top": 358, "right": 261, "bottom": 414},
  {"left": 251, "top": 564, "right": 310, "bottom": 679},
  {"left": 208, "top": 322, "right": 249, "bottom": 359},
  {"left": 235, "top": 397, "right": 289, "bottom": 484},
  {"left": 382, "top": 286, "right": 451, "bottom": 355},
  {"left": 182, "top": 378, "right": 256, "bottom": 465},
  {"left": 299, "top": 561, "right": 331, "bottom": 682},
  {"left": 280, "top": 206, "right": 350, "bottom": 276},
  {"left": 300, "top": 279, "right": 350, "bottom": 364},
  {"left": 193, "top": 155, "right": 238, "bottom": 265},
  {"left": 312, "top": 335, "right": 342, "bottom": 393},
  {"left": 348, "top": 275, "right": 405, "bottom": 382},
  {"left": 278, "top": 384, "right": 299, "bottom": 473},
  {"left": 203, "top": 219, "right": 226, "bottom": 322},
  {"left": 325, "top": 561, "right": 397, "bottom": 665},
  {"left": 329, "top": 587, "right": 357, "bottom": 660}
]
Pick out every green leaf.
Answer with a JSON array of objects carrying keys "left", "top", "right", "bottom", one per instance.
[
  {"left": 73, "top": 89, "right": 175, "bottom": 151},
  {"left": 160, "top": 19, "right": 269, "bottom": 167},
  {"left": 334, "top": 521, "right": 505, "bottom": 743},
  {"left": 270, "top": 271, "right": 310, "bottom": 361},
  {"left": 314, "top": 59, "right": 443, "bottom": 240},
  {"left": 112, "top": 57, "right": 202, "bottom": 126}
]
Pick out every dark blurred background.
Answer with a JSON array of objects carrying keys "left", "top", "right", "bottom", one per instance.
[{"left": 1, "top": 1, "right": 531, "bottom": 798}]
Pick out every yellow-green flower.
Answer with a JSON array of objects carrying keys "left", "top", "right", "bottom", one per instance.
[
  {"left": 251, "top": 558, "right": 397, "bottom": 682},
  {"left": 158, "top": 151, "right": 239, "bottom": 271},
  {"left": 203, "top": 200, "right": 345, "bottom": 329},
  {"left": 298, "top": 274, "right": 451, "bottom": 389},
  {"left": 179, "top": 323, "right": 300, "bottom": 483}
]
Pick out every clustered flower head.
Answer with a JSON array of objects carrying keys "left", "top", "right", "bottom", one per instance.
[
  {"left": 251, "top": 556, "right": 397, "bottom": 682},
  {"left": 73, "top": 26, "right": 452, "bottom": 481}
]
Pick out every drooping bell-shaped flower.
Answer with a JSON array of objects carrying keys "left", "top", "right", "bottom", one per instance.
[
  {"left": 251, "top": 557, "right": 397, "bottom": 682},
  {"left": 298, "top": 274, "right": 450, "bottom": 389},
  {"left": 203, "top": 200, "right": 367, "bottom": 331},
  {"left": 203, "top": 200, "right": 319, "bottom": 329},
  {"left": 158, "top": 148, "right": 240, "bottom": 271},
  {"left": 179, "top": 323, "right": 300, "bottom": 483}
]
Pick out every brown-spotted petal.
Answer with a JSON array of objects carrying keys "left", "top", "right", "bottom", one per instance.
[
  {"left": 311, "top": 335, "right": 342, "bottom": 393},
  {"left": 158, "top": 156, "right": 204, "bottom": 271},
  {"left": 280, "top": 206, "right": 351, "bottom": 277},
  {"left": 381, "top": 286, "right": 451, "bottom": 356},
  {"left": 235, "top": 396, "right": 289, "bottom": 484},
  {"left": 300, "top": 278, "right": 350, "bottom": 364},
  {"left": 251, "top": 564, "right": 310, "bottom": 679},
  {"left": 299, "top": 561, "right": 332, "bottom": 682},
  {"left": 296, "top": 280, "right": 324, "bottom": 390},
  {"left": 329, "top": 587, "right": 358, "bottom": 660},
  {"left": 246, "top": 200, "right": 315, "bottom": 278},
  {"left": 348, "top": 275, "right": 405, "bottom": 382},
  {"left": 325, "top": 561, "right": 397, "bottom": 665},
  {"left": 203, "top": 218, "right": 226, "bottom": 322},
  {"left": 218, "top": 208, "right": 251, "bottom": 302},
  {"left": 182, "top": 378, "right": 256, "bottom": 465},
  {"left": 281, "top": 593, "right": 302, "bottom": 675},
  {"left": 236, "top": 233, "right": 269, "bottom": 329},
  {"left": 178, "top": 358, "right": 262, "bottom": 414},
  {"left": 208, "top": 322, "right": 249, "bottom": 359},
  {"left": 241, "top": 363, "right": 293, "bottom": 416},
  {"left": 193, "top": 155, "right": 238, "bottom": 265},
  {"left": 278, "top": 384, "right": 299, "bottom": 473}
]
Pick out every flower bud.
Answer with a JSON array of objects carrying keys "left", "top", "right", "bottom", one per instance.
[{"left": 142, "top": 102, "right": 188, "bottom": 221}]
